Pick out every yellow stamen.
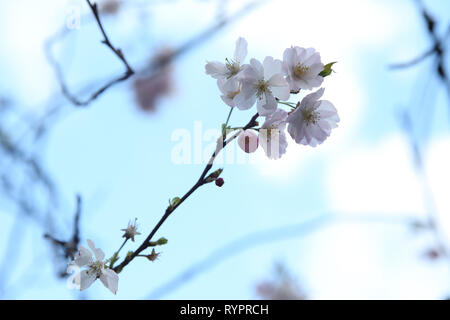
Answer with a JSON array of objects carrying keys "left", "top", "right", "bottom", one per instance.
[{"left": 294, "top": 64, "right": 309, "bottom": 78}]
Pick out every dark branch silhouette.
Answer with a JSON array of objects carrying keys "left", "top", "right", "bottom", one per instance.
[
  {"left": 113, "top": 113, "right": 260, "bottom": 273},
  {"left": 44, "top": 194, "right": 83, "bottom": 276},
  {"left": 46, "top": 0, "right": 135, "bottom": 107},
  {"left": 390, "top": 0, "right": 450, "bottom": 113},
  {"left": 47, "top": 0, "right": 267, "bottom": 107}
]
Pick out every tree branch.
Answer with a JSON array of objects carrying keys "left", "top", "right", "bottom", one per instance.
[
  {"left": 47, "top": 1, "right": 135, "bottom": 107},
  {"left": 47, "top": 0, "right": 266, "bottom": 107},
  {"left": 44, "top": 194, "right": 83, "bottom": 263},
  {"left": 86, "top": 0, "right": 134, "bottom": 74},
  {"left": 113, "top": 113, "right": 259, "bottom": 273}
]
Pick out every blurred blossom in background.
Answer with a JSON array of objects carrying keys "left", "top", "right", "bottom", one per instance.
[
  {"left": 0, "top": 0, "right": 450, "bottom": 299},
  {"left": 133, "top": 47, "right": 175, "bottom": 113}
]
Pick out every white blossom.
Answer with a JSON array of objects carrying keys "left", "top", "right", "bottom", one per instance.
[
  {"left": 205, "top": 37, "right": 248, "bottom": 80},
  {"left": 121, "top": 218, "right": 141, "bottom": 242},
  {"left": 236, "top": 57, "right": 290, "bottom": 116},
  {"left": 259, "top": 109, "right": 288, "bottom": 159},
  {"left": 68, "top": 239, "right": 119, "bottom": 294},
  {"left": 287, "top": 88, "right": 339, "bottom": 147},
  {"left": 283, "top": 47, "right": 324, "bottom": 91},
  {"left": 217, "top": 78, "right": 241, "bottom": 108}
]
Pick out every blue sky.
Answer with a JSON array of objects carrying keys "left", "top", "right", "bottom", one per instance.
[{"left": 1, "top": 0, "right": 450, "bottom": 299}]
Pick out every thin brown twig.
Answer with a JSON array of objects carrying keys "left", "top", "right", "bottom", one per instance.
[
  {"left": 86, "top": 0, "right": 134, "bottom": 73},
  {"left": 73, "top": 0, "right": 134, "bottom": 106},
  {"left": 48, "top": 0, "right": 266, "bottom": 107},
  {"left": 48, "top": 1, "right": 135, "bottom": 107},
  {"left": 113, "top": 113, "right": 259, "bottom": 273}
]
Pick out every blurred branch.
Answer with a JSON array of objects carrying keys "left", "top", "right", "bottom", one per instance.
[
  {"left": 390, "top": 0, "right": 450, "bottom": 259},
  {"left": 389, "top": 47, "right": 435, "bottom": 70},
  {"left": 0, "top": 125, "right": 57, "bottom": 221},
  {"left": 0, "top": 133, "right": 55, "bottom": 192},
  {"left": 388, "top": 1, "right": 450, "bottom": 297},
  {"left": 147, "top": 212, "right": 417, "bottom": 299},
  {"left": 148, "top": 214, "right": 330, "bottom": 299},
  {"left": 398, "top": 110, "right": 449, "bottom": 258},
  {"left": 390, "top": 0, "right": 450, "bottom": 112},
  {"left": 47, "top": 0, "right": 267, "bottom": 107},
  {"left": 140, "top": 0, "right": 267, "bottom": 77},
  {"left": 44, "top": 194, "right": 83, "bottom": 273},
  {"left": 0, "top": 214, "right": 27, "bottom": 298}
]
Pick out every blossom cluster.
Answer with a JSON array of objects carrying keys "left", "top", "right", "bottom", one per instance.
[{"left": 205, "top": 37, "right": 340, "bottom": 159}]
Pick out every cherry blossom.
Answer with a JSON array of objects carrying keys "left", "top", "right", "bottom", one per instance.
[
  {"left": 205, "top": 37, "right": 248, "bottom": 80},
  {"left": 283, "top": 47, "right": 324, "bottom": 92},
  {"left": 287, "top": 88, "right": 339, "bottom": 147},
  {"left": 236, "top": 57, "right": 290, "bottom": 116},
  {"left": 121, "top": 218, "right": 141, "bottom": 242},
  {"left": 217, "top": 78, "right": 241, "bottom": 108},
  {"left": 68, "top": 239, "right": 119, "bottom": 294},
  {"left": 206, "top": 39, "right": 338, "bottom": 157}
]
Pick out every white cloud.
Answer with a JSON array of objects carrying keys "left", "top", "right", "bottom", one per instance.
[
  {"left": 0, "top": 0, "right": 68, "bottom": 106},
  {"left": 327, "top": 134, "right": 426, "bottom": 215},
  {"left": 302, "top": 135, "right": 450, "bottom": 298}
]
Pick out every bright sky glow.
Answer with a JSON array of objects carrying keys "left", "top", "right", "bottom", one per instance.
[{"left": 0, "top": 0, "right": 450, "bottom": 300}]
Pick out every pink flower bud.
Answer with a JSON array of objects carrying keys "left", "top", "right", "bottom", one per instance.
[
  {"left": 215, "top": 178, "right": 224, "bottom": 187},
  {"left": 238, "top": 130, "right": 258, "bottom": 153}
]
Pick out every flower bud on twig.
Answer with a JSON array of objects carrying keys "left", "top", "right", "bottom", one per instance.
[
  {"left": 145, "top": 249, "right": 160, "bottom": 262},
  {"left": 121, "top": 218, "right": 141, "bottom": 242},
  {"left": 149, "top": 237, "right": 168, "bottom": 247},
  {"left": 215, "top": 178, "right": 225, "bottom": 187},
  {"left": 204, "top": 168, "right": 223, "bottom": 183}
]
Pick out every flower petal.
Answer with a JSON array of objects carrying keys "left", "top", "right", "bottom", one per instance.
[
  {"left": 301, "top": 88, "right": 325, "bottom": 109},
  {"left": 257, "top": 92, "right": 277, "bottom": 116},
  {"left": 100, "top": 268, "right": 119, "bottom": 295},
  {"left": 240, "top": 78, "right": 257, "bottom": 99},
  {"left": 263, "top": 56, "right": 282, "bottom": 79},
  {"left": 79, "top": 270, "right": 97, "bottom": 291},
  {"left": 249, "top": 58, "right": 264, "bottom": 78},
  {"left": 205, "top": 61, "right": 228, "bottom": 79},
  {"left": 234, "top": 90, "right": 256, "bottom": 110},
  {"left": 283, "top": 47, "right": 296, "bottom": 69},
  {"left": 234, "top": 37, "right": 248, "bottom": 63},
  {"left": 87, "top": 239, "right": 105, "bottom": 261},
  {"left": 268, "top": 74, "right": 290, "bottom": 100},
  {"left": 72, "top": 245, "right": 93, "bottom": 267}
]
